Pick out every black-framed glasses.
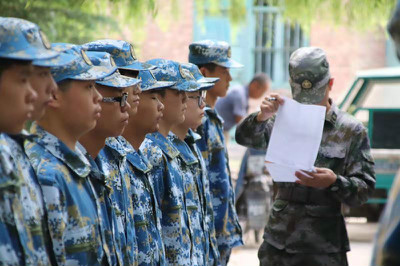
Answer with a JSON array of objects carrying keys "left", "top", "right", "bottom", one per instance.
[
  {"left": 102, "top": 92, "right": 128, "bottom": 107},
  {"left": 188, "top": 90, "right": 207, "bottom": 107}
]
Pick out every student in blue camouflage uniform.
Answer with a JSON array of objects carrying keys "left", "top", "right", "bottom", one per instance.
[
  {"left": 24, "top": 44, "right": 115, "bottom": 266},
  {"left": 139, "top": 59, "right": 200, "bottom": 266},
  {"left": 235, "top": 47, "right": 375, "bottom": 266},
  {"left": 172, "top": 63, "right": 221, "bottom": 266},
  {"left": 0, "top": 17, "right": 62, "bottom": 266},
  {"left": 78, "top": 51, "right": 141, "bottom": 266},
  {"left": 118, "top": 69, "right": 176, "bottom": 266},
  {"left": 84, "top": 39, "right": 157, "bottom": 266},
  {"left": 371, "top": 3, "right": 400, "bottom": 265},
  {"left": 167, "top": 72, "right": 215, "bottom": 266},
  {"left": 188, "top": 40, "right": 243, "bottom": 266}
]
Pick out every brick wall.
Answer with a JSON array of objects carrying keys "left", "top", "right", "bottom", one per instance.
[
  {"left": 135, "top": 0, "right": 194, "bottom": 63},
  {"left": 310, "top": 23, "right": 387, "bottom": 101}
]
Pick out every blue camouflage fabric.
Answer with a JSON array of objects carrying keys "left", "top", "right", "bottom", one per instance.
[
  {"left": 116, "top": 136, "right": 166, "bottom": 266},
  {"left": 76, "top": 143, "right": 121, "bottom": 266},
  {"left": 24, "top": 123, "right": 106, "bottom": 266},
  {"left": 98, "top": 137, "right": 138, "bottom": 266},
  {"left": 235, "top": 102, "right": 375, "bottom": 265},
  {"left": 2, "top": 133, "right": 52, "bottom": 265},
  {"left": 167, "top": 132, "right": 207, "bottom": 266},
  {"left": 371, "top": 173, "right": 400, "bottom": 266},
  {"left": 188, "top": 40, "right": 243, "bottom": 69},
  {"left": 185, "top": 129, "right": 220, "bottom": 266},
  {"left": 196, "top": 107, "right": 243, "bottom": 258},
  {"left": 0, "top": 134, "right": 36, "bottom": 266},
  {"left": 140, "top": 132, "right": 192, "bottom": 266}
]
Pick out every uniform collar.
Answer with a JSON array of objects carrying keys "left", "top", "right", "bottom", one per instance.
[
  {"left": 168, "top": 132, "right": 198, "bottom": 165},
  {"left": 325, "top": 99, "right": 338, "bottom": 126},
  {"left": 30, "top": 122, "right": 91, "bottom": 178},
  {"left": 205, "top": 105, "right": 224, "bottom": 124},
  {"left": 146, "top": 132, "right": 179, "bottom": 159},
  {"left": 185, "top": 129, "right": 201, "bottom": 145},
  {"left": 116, "top": 136, "right": 152, "bottom": 173},
  {"left": 104, "top": 136, "right": 132, "bottom": 159}
]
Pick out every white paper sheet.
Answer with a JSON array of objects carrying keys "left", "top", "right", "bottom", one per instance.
[{"left": 265, "top": 97, "right": 326, "bottom": 182}]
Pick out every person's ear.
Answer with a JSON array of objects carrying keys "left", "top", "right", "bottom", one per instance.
[
  {"left": 199, "top": 66, "right": 208, "bottom": 77},
  {"left": 328, "top": 78, "right": 334, "bottom": 91},
  {"left": 47, "top": 89, "right": 62, "bottom": 108}
]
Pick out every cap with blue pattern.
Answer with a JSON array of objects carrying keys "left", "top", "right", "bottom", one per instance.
[
  {"left": 87, "top": 51, "right": 141, "bottom": 89},
  {"left": 180, "top": 62, "right": 219, "bottom": 85},
  {"left": 138, "top": 69, "right": 175, "bottom": 92},
  {"left": 0, "top": 17, "right": 58, "bottom": 61},
  {"left": 50, "top": 44, "right": 114, "bottom": 83},
  {"left": 289, "top": 47, "right": 330, "bottom": 104},
  {"left": 188, "top": 40, "right": 243, "bottom": 68},
  {"left": 146, "top": 59, "right": 207, "bottom": 92},
  {"left": 82, "top": 39, "right": 154, "bottom": 71}
]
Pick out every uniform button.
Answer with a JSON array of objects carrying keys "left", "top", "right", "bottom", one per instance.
[{"left": 330, "top": 185, "right": 339, "bottom": 192}]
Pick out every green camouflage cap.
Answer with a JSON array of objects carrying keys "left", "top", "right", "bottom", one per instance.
[{"left": 289, "top": 47, "right": 330, "bottom": 104}]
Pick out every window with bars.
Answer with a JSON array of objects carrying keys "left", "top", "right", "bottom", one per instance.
[{"left": 253, "top": 1, "right": 307, "bottom": 86}]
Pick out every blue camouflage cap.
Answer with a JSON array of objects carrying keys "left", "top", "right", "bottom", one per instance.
[
  {"left": 289, "top": 47, "right": 330, "bottom": 104},
  {"left": 86, "top": 51, "right": 141, "bottom": 89},
  {"left": 50, "top": 44, "right": 114, "bottom": 83},
  {"left": 146, "top": 59, "right": 205, "bottom": 92},
  {"left": 0, "top": 17, "right": 58, "bottom": 61},
  {"left": 181, "top": 63, "right": 219, "bottom": 84},
  {"left": 138, "top": 69, "right": 175, "bottom": 92},
  {"left": 33, "top": 42, "right": 76, "bottom": 68},
  {"left": 82, "top": 39, "right": 155, "bottom": 71},
  {"left": 188, "top": 40, "right": 243, "bottom": 68}
]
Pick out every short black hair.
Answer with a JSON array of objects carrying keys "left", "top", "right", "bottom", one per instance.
[
  {"left": 57, "top": 79, "right": 72, "bottom": 92},
  {"left": 249, "top": 72, "right": 269, "bottom": 86},
  {"left": 0, "top": 58, "right": 31, "bottom": 78},
  {"left": 195, "top": 63, "right": 217, "bottom": 73}
]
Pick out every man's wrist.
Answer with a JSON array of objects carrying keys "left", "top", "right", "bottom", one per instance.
[{"left": 256, "top": 111, "right": 270, "bottom": 122}]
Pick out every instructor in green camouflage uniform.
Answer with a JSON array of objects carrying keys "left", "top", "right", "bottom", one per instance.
[{"left": 235, "top": 47, "right": 375, "bottom": 266}]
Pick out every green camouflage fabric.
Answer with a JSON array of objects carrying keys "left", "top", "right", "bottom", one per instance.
[
  {"left": 289, "top": 47, "right": 330, "bottom": 104},
  {"left": 258, "top": 241, "right": 348, "bottom": 266},
  {"left": 0, "top": 134, "right": 36, "bottom": 266},
  {"left": 235, "top": 101, "right": 375, "bottom": 260}
]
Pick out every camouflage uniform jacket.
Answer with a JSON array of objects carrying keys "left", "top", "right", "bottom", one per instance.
[
  {"left": 140, "top": 132, "right": 192, "bottom": 266},
  {"left": 196, "top": 106, "right": 243, "bottom": 252},
  {"left": 98, "top": 137, "right": 138, "bottom": 266},
  {"left": 24, "top": 123, "right": 106, "bottom": 266},
  {"left": 0, "top": 134, "right": 36, "bottom": 266},
  {"left": 371, "top": 174, "right": 400, "bottom": 266},
  {"left": 235, "top": 102, "right": 376, "bottom": 253},
  {"left": 185, "top": 129, "right": 219, "bottom": 266},
  {"left": 168, "top": 131, "right": 207, "bottom": 266},
  {"left": 3, "top": 133, "right": 52, "bottom": 266},
  {"left": 76, "top": 143, "right": 121, "bottom": 266},
  {"left": 116, "top": 136, "right": 166, "bottom": 266}
]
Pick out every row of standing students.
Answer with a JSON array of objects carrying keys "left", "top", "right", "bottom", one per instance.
[{"left": 0, "top": 17, "right": 243, "bottom": 266}]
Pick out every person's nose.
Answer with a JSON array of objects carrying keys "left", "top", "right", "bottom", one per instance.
[
  {"left": 94, "top": 87, "right": 103, "bottom": 103},
  {"left": 26, "top": 83, "right": 38, "bottom": 104}
]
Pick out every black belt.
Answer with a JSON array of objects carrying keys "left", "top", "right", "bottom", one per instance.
[{"left": 276, "top": 186, "right": 338, "bottom": 205}]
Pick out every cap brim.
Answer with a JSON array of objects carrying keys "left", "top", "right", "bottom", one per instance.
[
  {"left": 213, "top": 58, "right": 243, "bottom": 68},
  {"left": 141, "top": 81, "right": 176, "bottom": 92},
  {"left": 96, "top": 71, "right": 141, "bottom": 88},
  {"left": 118, "top": 61, "right": 156, "bottom": 71},
  {"left": 0, "top": 46, "right": 59, "bottom": 61},
  {"left": 197, "top": 77, "right": 220, "bottom": 84},
  {"left": 33, "top": 53, "right": 76, "bottom": 67},
  {"left": 199, "top": 82, "right": 214, "bottom": 90},
  {"left": 71, "top": 65, "right": 116, "bottom": 81}
]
